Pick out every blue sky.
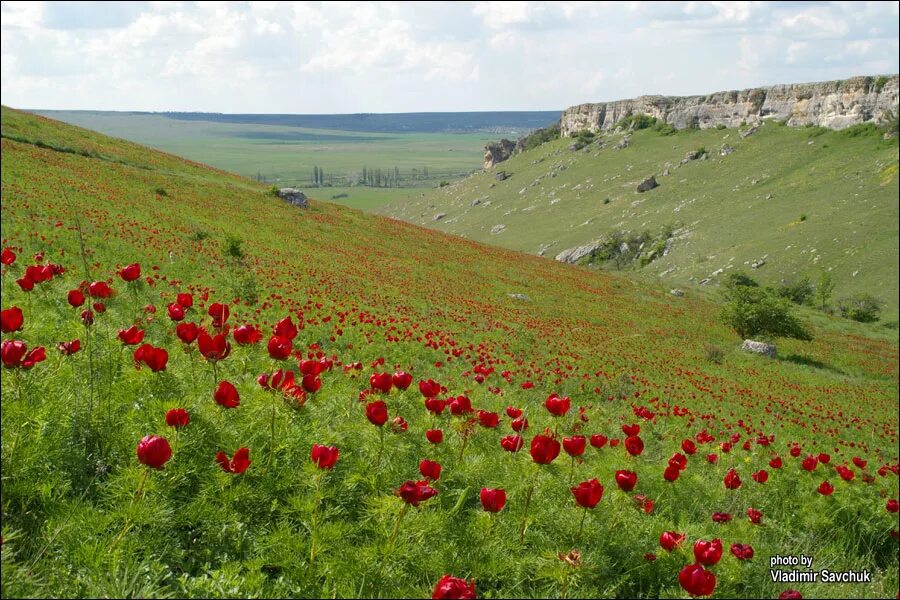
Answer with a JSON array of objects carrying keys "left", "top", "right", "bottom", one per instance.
[{"left": 2, "top": 1, "right": 898, "bottom": 113}]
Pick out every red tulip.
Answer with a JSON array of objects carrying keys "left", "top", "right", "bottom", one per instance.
[
  {"left": 614, "top": 470, "right": 637, "bottom": 492},
  {"left": 176, "top": 293, "right": 193, "bottom": 308},
  {"left": 392, "top": 370, "right": 412, "bottom": 390},
  {"left": 136, "top": 435, "right": 172, "bottom": 469},
  {"left": 790, "top": 445, "right": 802, "bottom": 457},
  {"left": 88, "top": 281, "right": 112, "bottom": 298},
  {"left": 0, "top": 247, "right": 15, "bottom": 265},
  {"left": 818, "top": 481, "right": 834, "bottom": 495},
  {"left": 165, "top": 408, "right": 189, "bottom": 428},
  {"left": 419, "top": 459, "right": 442, "bottom": 481},
  {"left": 747, "top": 507, "right": 763, "bottom": 524},
  {"left": 659, "top": 530, "right": 686, "bottom": 551},
  {"left": 530, "top": 434, "right": 560, "bottom": 464},
  {"left": 133, "top": 344, "right": 168, "bottom": 372},
  {"left": 711, "top": 512, "right": 732, "bottom": 523},
  {"left": 887, "top": 499, "right": 899, "bottom": 513},
  {"left": 480, "top": 487, "right": 506, "bottom": 513},
  {"left": 622, "top": 423, "right": 640, "bottom": 436},
  {"left": 167, "top": 303, "right": 185, "bottom": 321},
  {"left": 571, "top": 478, "right": 604, "bottom": 508},
  {"left": 67, "top": 289, "right": 86, "bottom": 307},
  {"left": 448, "top": 395, "right": 473, "bottom": 415},
  {"left": 366, "top": 400, "right": 388, "bottom": 426},
  {"left": 477, "top": 410, "right": 499, "bottom": 428},
  {"left": 216, "top": 447, "right": 251, "bottom": 474},
  {"left": 424, "top": 397, "right": 447, "bottom": 415},
  {"left": 214, "top": 380, "right": 240, "bottom": 408},
  {"left": 208, "top": 302, "right": 230, "bottom": 328},
  {"left": 198, "top": 331, "right": 231, "bottom": 361},
  {"left": 426, "top": 429, "right": 444, "bottom": 444},
  {"left": 852, "top": 457, "right": 867, "bottom": 469},
  {"left": 679, "top": 563, "right": 716, "bottom": 597},
  {"left": 311, "top": 444, "right": 339, "bottom": 469},
  {"left": 681, "top": 439, "right": 697, "bottom": 455},
  {"left": 801, "top": 455, "right": 818, "bottom": 472},
  {"left": 398, "top": 479, "right": 438, "bottom": 506},
  {"left": 624, "top": 435, "right": 644, "bottom": 456},
  {"left": 731, "top": 543, "right": 754, "bottom": 560},
  {"left": 706, "top": 453, "right": 718, "bottom": 464},
  {"left": 664, "top": 464, "right": 681, "bottom": 482},
  {"left": 693, "top": 538, "right": 723, "bottom": 565},
  {"left": 752, "top": 469, "right": 769, "bottom": 483},
  {"left": 544, "top": 393, "right": 570, "bottom": 416},
  {"left": 724, "top": 468, "right": 742, "bottom": 489},
  {"left": 769, "top": 456, "right": 783, "bottom": 469},
  {"left": 505, "top": 406, "right": 522, "bottom": 419},
  {"left": 590, "top": 434, "right": 608, "bottom": 448},
  {"left": 119, "top": 263, "right": 141, "bottom": 281},
  {"left": 273, "top": 316, "right": 298, "bottom": 340},
  {"left": 511, "top": 417, "right": 528, "bottom": 432},
  {"left": 563, "top": 435, "right": 587, "bottom": 457},
  {"left": 431, "top": 574, "right": 476, "bottom": 599},
  {"left": 233, "top": 324, "right": 262, "bottom": 345},
  {"left": 418, "top": 378, "right": 441, "bottom": 398},
  {"left": 267, "top": 335, "right": 293, "bottom": 360},
  {"left": 117, "top": 325, "right": 145, "bottom": 346},
  {"left": 817, "top": 453, "right": 831, "bottom": 464},
  {"left": 500, "top": 434, "right": 524, "bottom": 453},
  {"left": 370, "top": 372, "right": 393, "bottom": 393},
  {"left": 668, "top": 452, "right": 688, "bottom": 471},
  {"left": 1, "top": 307, "right": 24, "bottom": 333},
  {"left": 836, "top": 465, "right": 855, "bottom": 481}
]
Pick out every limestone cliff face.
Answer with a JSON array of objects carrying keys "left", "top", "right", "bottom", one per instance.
[{"left": 560, "top": 75, "right": 899, "bottom": 136}]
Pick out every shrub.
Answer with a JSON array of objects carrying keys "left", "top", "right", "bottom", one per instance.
[
  {"left": 837, "top": 293, "right": 882, "bottom": 323},
  {"left": 652, "top": 122, "right": 677, "bottom": 136},
  {"left": 438, "top": 181, "right": 450, "bottom": 188},
  {"left": 223, "top": 234, "right": 245, "bottom": 261},
  {"left": 774, "top": 278, "right": 813, "bottom": 305},
  {"left": 268, "top": 185, "right": 280, "bottom": 196},
  {"left": 704, "top": 343, "right": 725, "bottom": 364},
  {"left": 715, "top": 124, "right": 726, "bottom": 130},
  {"left": 720, "top": 286, "right": 813, "bottom": 342},
  {"left": 189, "top": 228, "right": 209, "bottom": 242},
  {"left": 816, "top": 271, "right": 835, "bottom": 310},
  {"left": 154, "top": 187, "right": 168, "bottom": 197},
  {"left": 616, "top": 113, "right": 658, "bottom": 131},
  {"left": 723, "top": 271, "right": 759, "bottom": 291}
]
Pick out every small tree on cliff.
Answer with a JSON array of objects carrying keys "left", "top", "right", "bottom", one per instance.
[{"left": 720, "top": 286, "right": 813, "bottom": 342}]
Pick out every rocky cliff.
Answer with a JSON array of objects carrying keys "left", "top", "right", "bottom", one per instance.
[{"left": 560, "top": 75, "right": 898, "bottom": 136}]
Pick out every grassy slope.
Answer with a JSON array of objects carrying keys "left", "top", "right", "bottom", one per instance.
[
  {"left": 30, "top": 110, "right": 493, "bottom": 195},
  {"left": 1, "top": 107, "right": 898, "bottom": 598},
  {"left": 381, "top": 122, "right": 900, "bottom": 320}
]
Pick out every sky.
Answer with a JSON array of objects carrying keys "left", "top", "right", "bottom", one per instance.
[{"left": 1, "top": 1, "right": 898, "bottom": 114}]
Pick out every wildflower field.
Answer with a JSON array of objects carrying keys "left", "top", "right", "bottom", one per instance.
[{"left": 1, "top": 107, "right": 898, "bottom": 598}]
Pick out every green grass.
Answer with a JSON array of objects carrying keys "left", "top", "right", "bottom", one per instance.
[
  {"left": 381, "top": 122, "right": 900, "bottom": 320},
  {"left": 1, "top": 107, "right": 898, "bottom": 599},
  {"left": 30, "top": 110, "right": 494, "bottom": 192}
]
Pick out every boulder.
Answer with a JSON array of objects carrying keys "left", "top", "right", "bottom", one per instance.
[
  {"left": 433, "top": 213, "right": 446, "bottom": 221},
  {"left": 555, "top": 242, "right": 603, "bottom": 264},
  {"left": 615, "top": 136, "right": 631, "bottom": 150},
  {"left": 490, "top": 224, "right": 506, "bottom": 235},
  {"left": 495, "top": 171, "right": 510, "bottom": 181},
  {"left": 277, "top": 188, "right": 308, "bottom": 208},
  {"left": 719, "top": 144, "right": 735, "bottom": 156},
  {"left": 741, "top": 339, "right": 776, "bottom": 358},
  {"left": 670, "top": 288, "right": 685, "bottom": 297},
  {"left": 637, "top": 176, "right": 659, "bottom": 192}
]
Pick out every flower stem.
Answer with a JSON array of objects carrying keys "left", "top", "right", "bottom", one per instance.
[
  {"left": 375, "top": 426, "right": 385, "bottom": 473},
  {"left": 519, "top": 465, "right": 541, "bottom": 543},
  {"left": 575, "top": 508, "right": 587, "bottom": 544},
  {"left": 309, "top": 471, "right": 325, "bottom": 566}
]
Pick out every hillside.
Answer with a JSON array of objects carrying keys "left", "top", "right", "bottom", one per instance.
[
  {"left": 1, "top": 107, "right": 898, "bottom": 599},
  {"left": 380, "top": 121, "right": 900, "bottom": 320}
]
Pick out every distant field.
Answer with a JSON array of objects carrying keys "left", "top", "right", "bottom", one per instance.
[{"left": 30, "top": 110, "right": 558, "bottom": 209}]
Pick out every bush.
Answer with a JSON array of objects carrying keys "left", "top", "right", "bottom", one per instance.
[
  {"left": 268, "top": 185, "right": 280, "bottom": 196},
  {"left": 837, "top": 293, "right": 882, "bottom": 323},
  {"left": 715, "top": 124, "right": 726, "bottom": 130},
  {"left": 521, "top": 123, "right": 561, "bottom": 151},
  {"left": 720, "top": 286, "right": 813, "bottom": 342},
  {"left": 189, "top": 228, "right": 209, "bottom": 242},
  {"left": 652, "top": 122, "right": 677, "bottom": 136},
  {"left": 704, "top": 343, "right": 725, "bottom": 364},
  {"left": 222, "top": 234, "right": 245, "bottom": 261},
  {"left": 723, "top": 271, "right": 759, "bottom": 291},
  {"left": 774, "top": 277, "right": 813, "bottom": 305},
  {"left": 615, "top": 114, "right": 658, "bottom": 131},
  {"left": 154, "top": 187, "right": 168, "bottom": 197}
]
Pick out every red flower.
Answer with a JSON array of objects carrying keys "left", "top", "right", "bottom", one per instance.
[
  {"left": 668, "top": 453, "right": 688, "bottom": 471},
  {"left": 273, "top": 316, "right": 298, "bottom": 340},
  {"left": 664, "top": 464, "right": 681, "bottom": 482},
  {"left": 419, "top": 459, "right": 442, "bottom": 481},
  {"left": 614, "top": 470, "right": 637, "bottom": 492},
  {"left": 681, "top": 439, "right": 697, "bottom": 455},
  {"left": 590, "top": 434, "right": 608, "bottom": 448},
  {"left": 622, "top": 423, "right": 640, "bottom": 436},
  {"left": 747, "top": 507, "right": 763, "bottom": 524},
  {"left": 752, "top": 469, "right": 769, "bottom": 484},
  {"left": 505, "top": 406, "right": 522, "bottom": 419},
  {"left": 886, "top": 499, "right": 899, "bottom": 513},
  {"left": 167, "top": 303, "right": 185, "bottom": 321},
  {"left": 659, "top": 530, "right": 686, "bottom": 551},
  {"left": 267, "top": 335, "right": 293, "bottom": 360},
  {"left": 390, "top": 415, "right": 408, "bottom": 433},
  {"left": 769, "top": 456, "right": 783, "bottom": 469},
  {"left": 817, "top": 453, "right": 831, "bottom": 464},
  {"left": 133, "top": 344, "right": 168, "bottom": 372},
  {"left": 392, "top": 370, "right": 413, "bottom": 390},
  {"left": 208, "top": 302, "right": 230, "bottom": 328},
  {"left": 480, "top": 487, "right": 506, "bottom": 513},
  {"left": 432, "top": 574, "right": 476, "bottom": 599},
  {"left": 88, "top": 281, "right": 112, "bottom": 298},
  {"left": 57, "top": 339, "right": 81, "bottom": 355},
  {"left": 449, "top": 395, "right": 473, "bottom": 415},
  {"left": 693, "top": 538, "right": 723, "bottom": 565},
  {"left": 801, "top": 455, "right": 818, "bottom": 472},
  {"left": 731, "top": 543, "right": 754, "bottom": 560},
  {"left": 233, "top": 324, "right": 262, "bottom": 345},
  {"left": 67, "top": 289, "right": 86, "bottom": 307},
  {"left": 366, "top": 400, "right": 388, "bottom": 426},
  {"left": 198, "top": 331, "right": 231, "bottom": 361},
  {"left": 544, "top": 393, "right": 570, "bottom": 416},
  {"left": 425, "top": 397, "right": 447, "bottom": 415},
  {"left": 852, "top": 457, "right": 867, "bottom": 469},
  {"left": 0, "top": 247, "right": 16, "bottom": 265},
  {"left": 836, "top": 465, "right": 855, "bottom": 481},
  {"left": 176, "top": 293, "right": 193, "bottom": 308},
  {"left": 310, "top": 444, "right": 339, "bottom": 469},
  {"left": 136, "top": 435, "right": 172, "bottom": 469},
  {"left": 624, "top": 435, "right": 644, "bottom": 456},
  {"left": 216, "top": 447, "right": 251, "bottom": 474},
  {"left": 500, "top": 434, "right": 524, "bottom": 453},
  {"left": 712, "top": 512, "right": 732, "bottom": 523},
  {"left": 679, "top": 563, "right": 716, "bottom": 597},
  {"left": 426, "top": 429, "right": 443, "bottom": 444},
  {"left": 511, "top": 417, "right": 528, "bottom": 432},
  {"left": 370, "top": 372, "right": 393, "bottom": 393},
  {"left": 779, "top": 591, "right": 802, "bottom": 600},
  {"left": 724, "top": 468, "right": 742, "bottom": 490},
  {"left": 562, "top": 435, "right": 587, "bottom": 457},
  {"left": 81, "top": 309, "right": 94, "bottom": 326},
  {"left": 530, "top": 434, "right": 561, "bottom": 464},
  {"left": 1, "top": 307, "right": 24, "bottom": 333},
  {"left": 119, "top": 263, "right": 141, "bottom": 281},
  {"left": 165, "top": 408, "right": 190, "bottom": 428},
  {"left": 176, "top": 322, "right": 199, "bottom": 344},
  {"left": 398, "top": 479, "right": 438, "bottom": 506},
  {"left": 571, "top": 478, "right": 604, "bottom": 508},
  {"left": 418, "top": 378, "right": 441, "bottom": 398},
  {"left": 790, "top": 445, "right": 802, "bottom": 457},
  {"left": 214, "top": 380, "right": 240, "bottom": 408},
  {"left": 117, "top": 325, "right": 145, "bottom": 346},
  {"left": 818, "top": 481, "right": 834, "bottom": 495},
  {"left": 477, "top": 410, "right": 500, "bottom": 428},
  {"left": 706, "top": 453, "right": 718, "bottom": 464}
]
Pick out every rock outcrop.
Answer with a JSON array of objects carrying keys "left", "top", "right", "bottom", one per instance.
[
  {"left": 560, "top": 75, "right": 898, "bottom": 136},
  {"left": 637, "top": 176, "right": 658, "bottom": 192},
  {"left": 277, "top": 188, "right": 308, "bottom": 208},
  {"left": 741, "top": 339, "right": 777, "bottom": 358},
  {"left": 483, "top": 139, "right": 518, "bottom": 169}
]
